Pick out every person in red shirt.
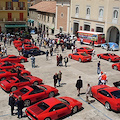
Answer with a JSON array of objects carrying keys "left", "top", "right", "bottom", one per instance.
[{"left": 101, "top": 72, "right": 108, "bottom": 85}]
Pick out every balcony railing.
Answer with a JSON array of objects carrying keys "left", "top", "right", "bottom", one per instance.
[
  {"left": 0, "top": 7, "right": 26, "bottom": 11},
  {"left": 0, "top": 18, "right": 26, "bottom": 22}
]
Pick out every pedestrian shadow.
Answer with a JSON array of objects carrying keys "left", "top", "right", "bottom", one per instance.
[
  {"left": 90, "top": 100, "right": 95, "bottom": 103},
  {"left": 35, "top": 65, "right": 39, "bottom": 68},
  {"left": 60, "top": 83, "right": 66, "bottom": 86},
  {"left": 80, "top": 92, "right": 86, "bottom": 95}
]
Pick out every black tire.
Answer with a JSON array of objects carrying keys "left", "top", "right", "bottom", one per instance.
[
  {"left": 72, "top": 106, "right": 78, "bottom": 114},
  {"left": 11, "top": 86, "right": 17, "bottom": 92},
  {"left": 108, "top": 58, "right": 111, "bottom": 62},
  {"left": 98, "top": 55, "right": 101, "bottom": 59},
  {"left": 105, "top": 102, "right": 111, "bottom": 110},
  {"left": 113, "top": 66, "right": 118, "bottom": 70},
  {"left": 79, "top": 58, "right": 82, "bottom": 62},
  {"left": 44, "top": 117, "right": 51, "bottom": 120},
  {"left": 49, "top": 92, "right": 55, "bottom": 98},
  {"left": 1, "top": 77, "right": 6, "bottom": 81},
  {"left": 20, "top": 59, "right": 25, "bottom": 63},
  {"left": 33, "top": 81, "right": 39, "bottom": 85},
  {"left": 24, "top": 99, "right": 31, "bottom": 107}
]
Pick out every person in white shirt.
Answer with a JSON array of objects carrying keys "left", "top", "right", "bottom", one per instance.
[{"left": 98, "top": 71, "right": 103, "bottom": 85}]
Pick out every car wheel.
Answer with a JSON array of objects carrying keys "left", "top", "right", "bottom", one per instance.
[
  {"left": 72, "top": 106, "right": 78, "bottom": 114},
  {"left": 28, "top": 54, "right": 31, "bottom": 58},
  {"left": 108, "top": 58, "right": 111, "bottom": 62},
  {"left": 16, "top": 66, "right": 21, "bottom": 68},
  {"left": 44, "top": 117, "right": 51, "bottom": 120},
  {"left": 49, "top": 92, "right": 55, "bottom": 98},
  {"left": 69, "top": 55, "right": 72, "bottom": 59},
  {"left": 23, "top": 73, "right": 28, "bottom": 76},
  {"left": 105, "top": 102, "right": 111, "bottom": 110},
  {"left": 79, "top": 58, "right": 82, "bottom": 62},
  {"left": 20, "top": 59, "right": 25, "bottom": 63},
  {"left": 113, "top": 66, "right": 118, "bottom": 70},
  {"left": 98, "top": 55, "right": 101, "bottom": 59},
  {"left": 24, "top": 99, "right": 31, "bottom": 107},
  {"left": 33, "top": 81, "right": 39, "bottom": 85},
  {"left": 11, "top": 86, "right": 17, "bottom": 92},
  {"left": 1, "top": 77, "right": 6, "bottom": 81}
]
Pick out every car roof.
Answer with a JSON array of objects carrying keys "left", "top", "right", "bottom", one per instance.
[{"left": 103, "top": 87, "right": 119, "bottom": 92}]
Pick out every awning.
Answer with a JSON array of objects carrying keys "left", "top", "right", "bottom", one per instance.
[
  {"left": 28, "top": 19, "right": 31, "bottom": 22},
  {"left": 31, "top": 19, "right": 34, "bottom": 23},
  {"left": 5, "top": 24, "right": 28, "bottom": 28}
]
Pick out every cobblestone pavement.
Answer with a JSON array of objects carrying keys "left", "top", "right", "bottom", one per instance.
[{"left": 0, "top": 34, "right": 120, "bottom": 120}]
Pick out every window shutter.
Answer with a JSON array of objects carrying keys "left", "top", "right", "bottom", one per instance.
[
  {"left": 23, "top": 2, "right": 25, "bottom": 7},
  {"left": 18, "top": 2, "right": 20, "bottom": 7},
  {"left": 6, "top": 2, "right": 8, "bottom": 10},
  {"left": 11, "top": 2, "right": 13, "bottom": 10}
]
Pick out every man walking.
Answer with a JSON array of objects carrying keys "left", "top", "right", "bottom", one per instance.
[
  {"left": 46, "top": 50, "right": 49, "bottom": 60},
  {"left": 98, "top": 71, "right": 103, "bottom": 85},
  {"left": 56, "top": 54, "right": 59, "bottom": 66},
  {"left": 58, "top": 71, "right": 62, "bottom": 86},
  {"left": 101, "top": 72, "right": 108, "bottom": 85},
  {"left": 53, "top": 73, "right": 58, "bottom": 88},
  {"left": 86, "top": 84, "right": 91, "bottom": 104},
  {"left": 64, "top": 56, "right": 68, "bottom": 67},
  {"left": 31, "top": 55, "right": 35, "bottom": 68},
  {"left": 8, "top": 93, "right": 15, "bottom": 115},
  {"left": 97, "top": 61, "right": 101, "bottom": 74},
  {"left": 76, "top": 76, "right": 83, "bottom": 96}
]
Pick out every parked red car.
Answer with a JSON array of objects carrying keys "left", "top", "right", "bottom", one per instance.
[
  {"left": 112, "top": 62, "right": 120, "bottom": 71},
  {"left": 76, "top": 47, "right": 93, "bottom": 54},
  {"left": 12, "top": 84, "right": 58, "bottom": 107},
  {"left": 0, "top": 55, "right": 27, "bottom": 63},
  {"left": 25, "top": 96, "right": 82, "bottom": 120},
  {"left": 68, "top": 52, "right": 92, "bottom": 62},
  {"left": 91, "top": 85, "right": 120, "bottom": 111},
  {"left": 13, "top": 38, "right": 31, "bottom": 45},
  {"left": 0, "top": 68, "right": 30, "bottom": 81},
  {"left": 0, "top": 75, "right": 43, "bottom": 92},
  {"left": 97, "top": 53, "right": 120, "bottom": 62},
  {"left": 17, "top": 44, "right": 39, "bottom": 52},
  {"left": 0, "top": 62, "right": 24, "bottom": 70}
]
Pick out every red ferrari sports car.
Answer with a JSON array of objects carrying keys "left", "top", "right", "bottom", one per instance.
[
  {"left": 14, "top": 42, "right": 31, "bottom": 48},
  {"left": 0, "top": 68, "right": 31, "bottom": 81},
  {"left": 17, "top": 44, "right": 39, "bottom": 52},
  {"left": 97, "top": 53, "right": 120, "bottom": 62},
  {"left": 76, "top": 47, "right": 93, "bottom": 54},
  {"left": 25, "top": 96, "right": 82, "bottom": 120},
  {"left": 91, "top": 85, "right": 120, "bottom": 111},
  {"left": 13, "top": 38, "right": 31, "bottom": 45},
  {"left": 0, "top": 75, "right": 43, "bottom": 92},
  {"left": 112, "top": 62, "right": 120, "bottom": 71},
  {"left": 0, "top": 62, "right": 24, "bottom": 70},
  {"left": 12, "top": 84, "right": 58, "bottom": 106},
  {"left": 68, "top": 52, "right": 92, "bottom": 62},
  {"left": 0, "top": 55, "right": 27, "bottom": 63}
]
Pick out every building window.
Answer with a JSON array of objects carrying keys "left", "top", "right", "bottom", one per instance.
[
  {"left": 75, "top": 6, "right": 79, "bottom": 18},
  {"left": 86, "top": 6, "right": 90, "bottom": 19},
  {"left": 6, "top": 2, "right": 13, "bottom": 10},
  {"left": 113, "top": 10, "right": 118, "bottom": 18},
  {"left": 18, "top": 2, "right": 25, "bottom": 10},
  {"left": 48, "top": 16, "right": 49, "bottom": 22},
  {"left": 44, "top": 15, "right": 46, "bottom": 21},
  {"left": 52, "top": 17, "right": 55, "bottom": 23}
]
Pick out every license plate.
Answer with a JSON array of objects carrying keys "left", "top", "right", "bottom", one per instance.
[{"left": 28, "top": 116, "right": 32, "bottom": 120}]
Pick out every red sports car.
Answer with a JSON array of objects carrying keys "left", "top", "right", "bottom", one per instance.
[
  {"left": 97, "top": 53, "right": 120, "bottom": 62},
  {"left": 0, "top": 62, "right": 24, "bottom": 70},
  {"left": 0, "top": 75, "right": 43, "bottom": 92},
  {"left": 68, "top": 52, "right": 92, "bottom": 62},
  {"left": 12, "top": 84, "right": 58, "bottom": 107},
  {"left": 91, "top": 85, "right": 120, "bottom": 111},
  {"left": 17, "top": 44, "right": 39, "bottom": 52},
  {"left": 14, "top": 42, "right": 31, "bottom": 48},
  {"left": 76, "top": 47, "right": 93, "bottom": 54},
  {"left": 0, "top": 55, "right": 27, "bottom": 63},
  {"left": 0, "top": 68, "right": 31, "bottom": 81},
  {"left": 25, "top": 96, "right": 82, "bottom": 120},
  {"left": 13, "top": 39, "right": 31, "bottom": 45},
  {"left": 112, "top": 62, "right": 120, "bottom": 71}
]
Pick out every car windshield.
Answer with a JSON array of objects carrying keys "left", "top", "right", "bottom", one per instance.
[
  {"left": 57, "top": 98, "right": 70, "bottom": 105},
  {"left": 26, "top": 77, "right": 31, "bottom": 80},
  {"left": 85, "top": 47, "right": 92, "bottom": 50},
  {"left": 0, "top": 71, "right": 5, "bottom": 74},
  {"left": 38, "top": 86, "right": 47, "bottom": 90},
  {"left": 81, "top": 53, "right": 89, "bottom": 56},
  {"left": 111, "top": 90, "right": 120, "bottom": 99},
  {"left": 1, "top": 56, "right": 8, "bottom": 59},
  {"left": 20, "top": 88, "right": 29, "bottom": 94},
  {"left": 37, "top": 102, "right": 49, "bottom": 110}
]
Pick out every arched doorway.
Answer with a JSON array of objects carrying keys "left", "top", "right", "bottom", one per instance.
[{"left": 106, "top": 26, "right": 119, "bottom": 45}]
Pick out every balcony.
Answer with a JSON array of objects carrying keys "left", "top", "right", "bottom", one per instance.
[
  {"left": 0, "top": 7, "right": 26, "bottom": 11},
  {"left": 0, "top": 18, "right": 26, "bottom": 22}
]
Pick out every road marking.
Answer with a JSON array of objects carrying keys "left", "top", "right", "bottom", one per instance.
[
  {"left": 77, "top": 97, "right": 112, "bottom": 120},
  {"left": 0, "top": 114, "right": 10, "bottom": 117}
]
